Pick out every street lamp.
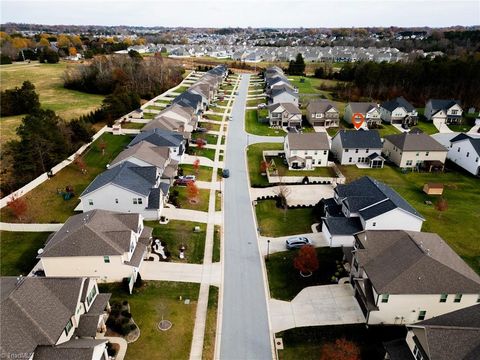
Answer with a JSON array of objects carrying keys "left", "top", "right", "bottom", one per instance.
[{"left": 266, "top": 239, "right": 271, "bottom": 261}]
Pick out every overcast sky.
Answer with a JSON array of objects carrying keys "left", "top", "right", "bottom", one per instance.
[{"left": 1, "top": 0, "right": 479, "bottom": 28}]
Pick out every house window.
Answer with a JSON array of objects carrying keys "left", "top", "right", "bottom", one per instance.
[
  {"left": 133, "top": 198, "right": 143, "bottom": 205},
  {"left": 475, "top": 157, "right": 479, "bottom": 163},
  {"left": 452, "top": 109, "right": 458, "bottom": 115},
  {"left": 86, "top": 286, "right": 97, "bottom": 306},
  {"left": 440, "top": 294, "right": 448, "bottom": 303},
  {"left": 406, "top": 160, "right": 413, "bottom": 166},
  {"left": 103, "top": 256, "right": 110, "bottom": 264},
  {"left": 372, "top": 222, "right": 376, "bottom": 227},
  {"left": 366, "top": 149, "right": 369, "bottom": 153},
  {"left": 88, "top": 199, "right": 93, "bottom": 206},
  {"left": 413, "top": 345, "right": 424, "bottom": 360},
  {"left": 355, "top": 149, "right": 359, "bottom": 153},
  {"left": 418, "top": 310, "right": 427, "bottom": 321},
  {"left": 349, "top": 157, "right": 352, "bottom": 163},
  {"left": 115, "top": 198, "right": 119, "bottom": 204},
  {"left": 416, "top": 152, "right": 419, "bottom": 156},
  {"left": 345, "top": 149, "right": 349, "bottom": 152},
  {"left": 304, "top": 151, "right": 308, "bottom": 155},
  {"left": 425, "top": 152, "right": 429, "bottom": 156},
  {"left": 477, "top": 294, "right": 480, "bottom": 303},
  {"left": 314, "top": 151, "right": 318, "bottom": 155},
  {"left": 324, "top": 150, "right": 327, "bottom": 155},
  {"left": 457, "top": 147, "right": 460, "bottom": 152},
  {"left": 312, "top": 159, "right": 316, "bottom": 165},
  {"left": 381, "top": 294, "right": 389, "bottom": 303},
  {"left": 64, "top": 319, "right": 73, "bottom": 336},
  {"left": 466, "top": 152, "right": 470, "bottom": 158},
  {"left": 454, "top": 294, "right": 462, "bottom": 303}
]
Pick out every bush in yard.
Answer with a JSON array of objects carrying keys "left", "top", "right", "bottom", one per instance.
[
  {"left": 134, "top": 273, "right": 143, "bottom": 288},
  {"left": 293, "top": 245, "right": 319, "bottom": 277},
  {"left": 436, "top": 197, "right": 448, "bottom": 211},
  {"left": 7, "top": 195, "right": 28, "bottom": 220},
  {"left": 187, "top": 182, "right": 200, "bottom": 202},
  {"left": 319, "top": 338, "right": 361, "bottom": 360}
]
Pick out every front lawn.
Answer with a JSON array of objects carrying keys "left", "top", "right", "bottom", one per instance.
[
  {"left": 413, "top": 120, "right": 438, "bottom": 135},
  {"left": 121, "top": 122, "right": 145, "bottom": 129},
  {"left": 202, "top": 286, "right": 219, "bottom": 360},
  {"left": 99, "top": 281, "right": 199, "bottom": 360},
  {"left": 145, "top": 105, "right": 164, "bottom": 111},
  {"left": 255, "top": 200, "right": 314, "bottom": 237},
  {"left": 265, "top": 156, "right": 336, "bottom": 177},
  {"left": 174, "top": 85, "right": 190, "bottom": 94},
  {"left": 266, "top": 248, "right": 344, "bottom": 301},
  {"left": 277, "top": 324, "right": 407, "bottom": 360},
  {"left": 213, "top": 226, "right": 221, "bottom": 262},
  {"left": 245, "top": 110, "right": 285, "bottom": 136},
  {"left": 215, "top": 191, "right": 222, "bottom": 211},
  {"left": 172, "top": 187, "right": 210, "bottom": 212},
  {"left": 0, "top": 232, "right": 52, "bottom": 276},
  {"left": 186, "top": 147, "right": 216, "bottom": 162},
  {"left": 191, "top": 133, "right": 220, "bottom": 146},
  {"left": 247, "top": 98, "right": 266, "bottom": 107},
  {"left": 143, "top": 112, "right": 156, "bottom": 119},
  {"left": 204, "top": 114, "right": 223, "bottom": 122},
  {"left": 449, "top": 124, "right": 473, "bottom": 132},
  {"left": 145, "top": 220, "right": 206, "bottom": 264},
  {"left": 375, "top": 124, "right": 401, "bottom": 138},
  {"left": 247, "top": 143, "right": 284, "bottom": 187},
  {"left": 178, "top": 164, "right": 213, "bottom": 182},
  {"left": 338, "top": 163, "right": 480, "bottom": 274},
  {"left": 198, "top": 121, "right": 221, "bottom": 132},
  {"left": 0, "top": 133, "right": 132, "bottom": 223}
]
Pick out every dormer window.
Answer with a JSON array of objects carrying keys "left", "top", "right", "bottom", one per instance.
[{"left": 64, "top": 319, "right": 73, "bottom": 336}]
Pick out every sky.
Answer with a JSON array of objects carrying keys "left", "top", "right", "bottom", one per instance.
[{"left": 1, "top": 0, "right": 479, "bottom": 28}]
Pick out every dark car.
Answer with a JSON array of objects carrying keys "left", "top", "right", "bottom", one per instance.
[
  {"left": 195, "top": 127, "right": 207, "bottom": 133},
  {"left": 174, "top": 176, "right": 195, "bottom": 186},
  {"left": 222, "top": 169, "right": 230, "bottom": 178}
]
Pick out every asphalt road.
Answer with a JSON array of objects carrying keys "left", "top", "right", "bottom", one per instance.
[{"left": 219, "top": 74, "right": 273, "bottom": 360}]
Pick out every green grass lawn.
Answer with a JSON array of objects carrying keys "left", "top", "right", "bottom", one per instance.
[
  {"left": 217, "top": 100, "right": 230, "bottom": 107},
  {"left": 338, "top": 164, "right": 480, "bottom": 273},
  {"left": 277, "top": 324, "right": 406, "bottom": 360},
  {"left": 199, "top": 121, "right": 221, "bottom": 132},
  {"left": 172, "top": 187, "right": 210, "bottom": 212},
  {"left": 0, "top": 231, "right": 52, "bottom": 276},
  {"left": 413, "top": 120, "right": 439, "bottom": 135},
  {"left": 174, "top": 85, "right": 190, "bottom": 94},
  {"left": 449, "top": 124, "right": 473, "bottom": 132},
  {"left": 179, "top": 164, "right": 213, "bottom": 182},
  {"left": 255, "top": 200, "right": 314, "bottom": 237},
  {"left": 0, "top": 133, "right": 132, "bottom": 223},
  {"left": 247, "top": 98, "right": 266, "bottom": 107},
  {"left": 145, "top": 220, "right": 206, "bottom": 263},
  {"left": 288, "top": 76, "right": 343, "bottom": 95},
  {"left": 99, "top": 281, "right": 199, "bottom": 360},
  {"left": 0, "top": 61, "right": 105, "bottom": 143},
  {"left": 266, "top": 156, "right": 335, "bottom": 177},
  {"left": 202, "top": 286, "right": 219, "bottom": 360},
  {"left": 208, "top": 106, "right": 224, "bottom": 114},
  {"left": 213, "top": 226, "right": 221, "bottom": 262},
  {"left": 247, "top": 142, "right": 284, "bottom": 187},
  {"left": 204, "top": 114, "right": 223, "bottom": 122},
  {"left": 187, "top": 147, "right": 216, "bottom": 162},
  {"left": 215, "top": 191, "right": 222, "bottom": 212},
  {"left": 191, "top": 133, "right": 220, "bottom": 146},
  {"left": 144, "top": 105, "right": 164, "bottom": 111},
  {"left": 245, "top": 110, "right": 285, "bottom": 136},
  {"left": 375, "top": 124, "right": 402, "bottom": 137},
  {"left": 121, "top": 122, "right": 145, "bottom": 129},
  {"left": 143, "top": 112, "right": 156, "bottom": 119},
  {"left": 266, "top": 247, "right": 345, "bottom": 301}
]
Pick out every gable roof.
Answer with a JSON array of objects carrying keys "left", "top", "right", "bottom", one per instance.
[
  {"left": 34, "top": 339, "right": 108, "bottom": 360},
  {"left": 129, "top": 128, "right": 184, "bottom": 148},
  {"left": 335, "top": 176, "right": 424, "bottom": 220},
  {"left": 141, "top": 115, "right": 184, "bottom": 133},
  {"left": 450, "top": 133, "right": 480, "bottom": 156},
  {"left": 268, "top": 102, "right": 301, "bottom": 115},
  {"left": 307, "top": 99, "right": 338, "bottom": 114},
  {"left": 270, "top": 86, "right": 298, "bottom": 99},
  {"left": 428, "top": 99, "right": 461, "bottom": 114},
  {"left": 334, "top": 129, "right": 382, "bottom": 149},
  {"left": 111, "top": 141, "right": 170, "bottom": 169},
  {"left": 172, "top": 91, "right": 202, "bottom": 109},
  {"left": 381, "top": 96, "right": 415, "bottom": 112},
  {"left": 81, "top": 161, "right": 157, "bottom": 197},
  {"left": 39, "top": 210, "right": 140, "bottom": 257},
  {"left": 287, "top": 132, "right": 330, "bottom": 150},
  {"left": 385, "top": 132, "right": 446, "bottom": 151},
  {"left": 354, "top": 230, "right": 480, "bottom": 294},
  {"left": 347, "top": 102, "right": 379, "bottom": 114}
]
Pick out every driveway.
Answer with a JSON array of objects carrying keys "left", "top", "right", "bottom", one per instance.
[
  {"left": 269, "top": 284, "right": 365, "bottom": 333},
  {"left": 258, "top": 232, "right": 328, "bottom": 256}
]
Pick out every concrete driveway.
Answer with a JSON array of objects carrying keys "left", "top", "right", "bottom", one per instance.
[
  {"left": 269, "top": 284, "right": 365, "bottom": 333},
  {"left": 251, "top": 184, "right": 334, "bottom": 206},
  {"left": 259, "top": 232, "right": 328, "bottom": 256}
]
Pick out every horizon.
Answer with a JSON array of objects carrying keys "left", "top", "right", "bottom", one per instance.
[{"left": 1, "top": 0, "right": 479, "bottom": 28}]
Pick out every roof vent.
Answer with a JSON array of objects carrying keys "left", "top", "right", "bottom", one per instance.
[{"left": 37, "top": 248, "right": 44, "bottom": 255}]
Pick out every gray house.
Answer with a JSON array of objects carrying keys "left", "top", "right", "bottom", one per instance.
[
  {"left": 268, "top": 102, "right": 302, "bottom": 128},
  {"left": 306, "top": 100, "right": 339, "bottom": 127},
  {"left": 268, "top": 86, "right": 299, "bottom": 106}
]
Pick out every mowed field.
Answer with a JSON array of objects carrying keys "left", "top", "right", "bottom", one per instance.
[{"left": 0, "top": 61, "right": 105, "bottom": 143}]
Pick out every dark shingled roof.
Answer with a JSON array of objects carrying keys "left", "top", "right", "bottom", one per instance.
[
  {"left": 34, "top": 339, "right": 107, "bottom": 360},
  {"left": 270, "top": 86, "right": 298, "bottom": 99},
  {"left": 383, "top": 339, "right": 414, "bottom": 360},
  {"left": 334, "top": 129, "right": 383, "bottom": 149},
  {"left": 147, "top": 187, "right": 162, "bottom": 210},
  {"left": 381, "top": 96, "right": 415, "bottom": 112},
  {"left": 324, "top": 217, "right": 363, "bottom": 235},
  {"left": 129, "top": 128, "right": 184, "bottom": 148},
  {"left": 307, "top": 99, "right": 338, "bottom": 114},
  {"left": 450, "top": 133, "right": 480, "bottom": 156},
  {"left": 385, "top": 132, "right": 446, "bottom": 151},
  {"left": 172, "top": 91, "right": 202, "bottom": 109},
  {"left": 81, "top": 161, "right": 157, "bottom": 197},
  {"left": 347, "top": 102, "right": 379, "bottom": 114},
  {"left": 268, "top": 102, "right": 301, "bottom": 115},
  {"left": 418, "top": 304, "right": 480, "bottom": 328},
  {"left": 354, "top": 230, "right": 480, "bottom": 294},
  {"left": 428, "top": 99, "right": 461, "bottom": 115}
]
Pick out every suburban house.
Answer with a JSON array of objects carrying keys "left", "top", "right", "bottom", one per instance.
[
  {"left": 321, "top": 176, "right": 425, "bottom": 247},
  {"left": 79, "top": 161, "right": 165, "bottom": 220},
  {"left": 383, "top": 132, "right": 448, "bottom": 170},
  {"left": 157, "top": 103, "right": 198, "bottom": 129},
  {"left": 268, "top": 102, "right": 302, "bottom": 128},
  {"left": 172, "top": 91, "right": 204, "bottom": 114},
  {"left": 346, "top": 230, "right": 480, "bottom": 325},
  {"left": 284, "top": 132, "right": 330, "bottom": 169},
  {"left": 265, "top": 75, "right": 291, "bottom": 91},
  {"left": 344, "top": 102, "right": 381, "bottom": 128},
  {"left": 331, "top": 130, "right": 385, "bottom": 167},
  {"left": 268, "top": 86, "right": 299, "bottom": 106},
  {"left": 380, "top": 97, "right": 418, "bottom": 126},
  {"left": 306, "top": 100, "right": 340, "bottom": 128},
  {"left": 38, "top": 210, "right": 152, "bottom": 289},
  {"left": 128, "top": 128, "right": 186, "bottom": 162},
  {"left": 425, "top": 99, "right": 463, "bottom": 126},
  {"left": 0, "top": 276, "right": 111, "bottom": 360},
  {"left": 447, "top": 133, "right": 480, "bottom": 176},
  {"left": 141, "top": 115, "right": 191, "bottom": 140}
]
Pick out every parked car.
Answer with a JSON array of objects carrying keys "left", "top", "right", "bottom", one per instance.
[
  {"left": 174, "top": 178, "right": 194, "bottom": 186},
  {"left": 257, "top": 103, "right": 266, "bottom": 109},
  {"left": 195, "top": 127, "right": 207, "bottom": 133},
  {"left": 234, "top": 91, "right": 239, "bottom": 95},
  {"left": 179, "top": 175, "right": 196, "bottom": 181},
  {"left": 228, "top": 116, "right": 233, "bottom": 121},
  {"left": 286, "top": 126, "right": 299, "bottom": 133},
  {"left": 195, "top": 138, "right": 207, "bottom": 146},
  {"left": 285, "top": 236, "right": 312, "bottom": 249},
  {"left": 222, "top": 169, "right": 230, "bottom": 178}
]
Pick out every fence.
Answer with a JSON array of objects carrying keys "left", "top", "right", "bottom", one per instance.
[{"left": 0, "top": 223, "right": 63, "bottom": 232}]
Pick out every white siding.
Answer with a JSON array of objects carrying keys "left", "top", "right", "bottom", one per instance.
[
  {"left": 448, "top": 139, "right": 480, "bottom": 176},
  {"left": 364, "top": 208, "right": 424, "bottom": 232}
]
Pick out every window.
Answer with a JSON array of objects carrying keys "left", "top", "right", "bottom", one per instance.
[
  {"left": 425, "top": 152, "right": 429, "bottom": 156},
  {"left": 454, "top": 294, "right": 462, "bottom": 303},
  {"left": 64, "top": 319, "right": 73, "bottom": 336},
  {"left": 457, "top": 147, "right": 460, "bottom": 152},
  {"left": 476, "top": 157, "right": 479, "bottom": 163},
  {"left": 312, "top": 159, "right": 315, "bottom": 165},
  {"left": 86, "top": 286, "right": 97, "bottom": 306},
  {"left": 304, "top": 151, "right": 308, "bottom": 155},
  {"left": 133, "top": 198, "right": 137, "bottom": 205},
  {"left": 416, "top": 152, "right": 419, "bottom": 156},
  {"left": 115, "top": 198, "right": 119, "bottom": 204},
  {"left": 103, "top": 256, "right": 110, "bottom": 264},
  {"left": 440, "top": 294, "right": 448, "bottom": 303},
  {"left": 314, "top": 151, "right": 318, "bottom": 155},
  {"left": 406, "top": 160, "right": 413, "bottom": 166},
  {"left": 349, "top": 157, "right": 352, "bottom": 163},
  {"left": 355, "top": 149, "right": 359, "bottom": 153},
  {"left": 477, "top": 294, "right": 480, "bottom": 303},
  {"left": 323, "top": 150, "right": 327, "bottom": 155},
  {"left": 466, "top": 152, "right": 470, "bottom": 158},
  {"left": 452, "top": 109, "right": 458, "bottom": 115},
  {"left": 366, "top": 149, "right": 369, "bottom": 153},
  {"left": 88, "top": 199, "right": 93, "bottom": 206},
  {"left": 418, "top": 310, "right": 426, "bottom": 321},
  {"left": 381, "top": 294, "right": 389, "bottom": 303},
  {"left": 413, "top": 345, "right": 424, "bottom": 360},
  {"left": 372, "top": 222, "right": 376, "bottom": 227},
  {"left": 345, "top": 149, "right": 349, "bottom": 153},
  {"left": 133, "top": 198, "right": 143, "bottom": 205}
]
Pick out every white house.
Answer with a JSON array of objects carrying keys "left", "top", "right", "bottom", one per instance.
[
  {"left": 284, "top": 132, "right": 330, "bottom": 169},
  {"left": 128, "top": 128, "right": 186, "bottom": 163},
  {"left": 79, "top": 161, "right": 165, "bottom": 220},
  {"left": 0, "top": 276, "right": 111, "bottom": 360},
  {"left": 347, "top": 230, "right": 480, "bottom": 325},
  {"left": 321, "top": 176, "right": 425, "bottom": 247},
  {"left": 344, "top": 102, "right": 381, "bottom": 128},
  {"left": 268, "top": 102, "right": 302, "bottom": 128},
  {"left": 331, "top": 130, "right": 384, "bottom": 167},
  {"left": 380, "top": 96, "right": 418, "bottom": 126},
  {"left": 447, "top": 133, "right": 480, "bottom": 176},
  {"left": 306, "top": 100, "right": 339, "bottom": 128},
  {"left": 383, "top": 132, "right": 448, "bottom": 170},
  {"left": 268, "top": 87, "right": 299, "bottom": 106},
  {"left": 38, "top": 210, "right": 152, "bottom": 289},
  {"left": 425, "top": 99, "right": 463, "bottom": 127}
]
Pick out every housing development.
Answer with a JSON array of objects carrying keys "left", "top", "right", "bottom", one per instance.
[{"left": 0, "top": 3, "right": 479, "bottom": 360}]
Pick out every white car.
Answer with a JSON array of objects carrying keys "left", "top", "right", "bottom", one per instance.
[
  {"left": 179, "top": 175, "right": 196, "bottom": 181},
  {"left": 285, "top": 236, "right": 312, "bottom": 250}
]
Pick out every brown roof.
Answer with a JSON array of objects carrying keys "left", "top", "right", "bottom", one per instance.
[
  {"left": 268, "top": 102, "right": 301, "bottom": 115},
  {"left": 111, "top": 141, "right": 169, "bottom": 169},
  {"left": 355, "top": 230, "right": 480, "bottom": 294},
  {"left": 307, "top": 99, "right": 338, "bottom": 114},
  {"left": 385, "top": 132, "right": 447, "bottom": 151},
  {"left": 347, "top": 102, "right": 378, "bottom": 114},
  {"left": 142, "top": 115, "right": 184, "bottom": 133},
  {"left": 287, "top": 132, "right": 330, "bottom": 150}
]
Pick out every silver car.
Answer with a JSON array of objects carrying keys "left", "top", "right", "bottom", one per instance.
[{"left": 285, "top": 236, "right": 312, "bottom": 249}]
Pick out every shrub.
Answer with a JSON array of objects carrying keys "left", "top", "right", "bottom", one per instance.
[{"left": 0, "top": 54, "right": 12, "bottom": 64}]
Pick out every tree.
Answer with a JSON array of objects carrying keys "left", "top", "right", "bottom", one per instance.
[
  {"left": 293, "top": 245, "right": 319, "bottom": 277},
  {"left": 193, "top": 158, "right": 200, "bottom": 174},
  {"left": 287, "top": 53, "right": 306, "bottom": 75},
  {"left": 74, "top": 155, "right": 87, "bottom": 174},
  {"left": 260, "top": 160, "right": 270, "bottom": 174},
  {"left": 7, "top": 194, "right": 28, "bottom": 220},
  {"left": 195, "top": 137, "right": 205, "bottom": 149},
  {"left": 319, "top": 338, "right": 361, "bottom": 360},
  {"left": 38, "top": 48, "right": 59, "bottom": 63},
  {"left": 436, "top": 197, "right": 448, "bottom": 211},
  {"left": 98, "top": 139, "right": 107, "bottom": 156},
  {"left": 186, "top": 182, "right": 200, "bottom": 202},
  {"left": 68, "top": 47, "right": 77, "bottom": 56}
]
